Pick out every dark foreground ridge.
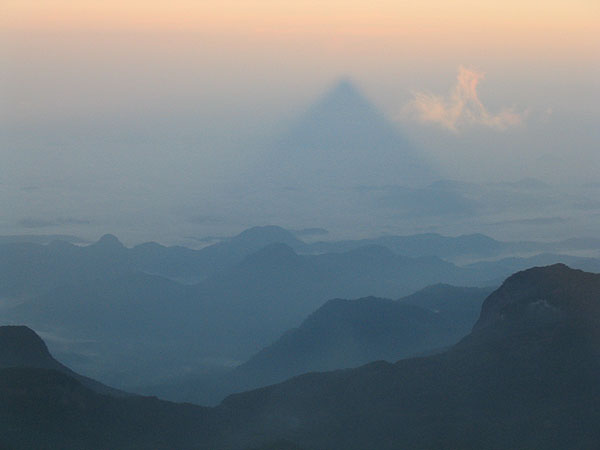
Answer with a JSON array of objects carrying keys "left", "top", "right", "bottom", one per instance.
[
  {"left": 0, "top": 325, "right": 125, "bottom": 397},
  {"left": 1, "top": 264, "right": 600, "bottom": 449}
]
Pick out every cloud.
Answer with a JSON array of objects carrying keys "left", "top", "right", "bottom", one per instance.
[{"left": 406, "top": 66, "right": 525, "bottom": 132}]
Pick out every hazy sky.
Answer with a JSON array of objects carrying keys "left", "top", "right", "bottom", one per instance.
[{"left": 2, "top": 1, "right": 599, "bottom": 242}]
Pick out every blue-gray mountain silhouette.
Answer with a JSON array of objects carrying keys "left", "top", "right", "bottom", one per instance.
[
  {"left": 3, "top": 265, "right": 600, "bottom": 449},
  {"left": 0, "top": 325, "right": 124, "bottom": 396},
  {"left": 141, "top": 285, "right": 492, "bottom": 405}
]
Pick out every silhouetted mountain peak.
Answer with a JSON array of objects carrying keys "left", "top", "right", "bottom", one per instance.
[
  {"left": 0, "top": 326, "right": 56, "bottom": 368},
  {"left": 473, "top": 264, "right": 600, "bottom": 336},
  {"left": 92, "top": 233, "right": 125, "bottom": 250},
  {"left": 0, "top": 326, "right": 127, "bottom": 397}
]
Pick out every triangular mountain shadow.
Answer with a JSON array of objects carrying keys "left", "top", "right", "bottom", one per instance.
[
  {"left": 282, "top": 79, "right": 405, "bottom": 151},
  {"left": 258, "top": 78, "right": 436, "bottom": 188}
]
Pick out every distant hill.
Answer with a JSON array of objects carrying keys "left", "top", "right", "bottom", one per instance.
[
  {"left": 305, "top": 231, "right": 600, "bottom": 262},
  {"left": 4, "top": 227, "right": 600, "bottom": 390},
  {"left": 213, "top": 264, "right": 600, "bottom": 449},
  {"left": 131, "top": 225, "right": 307, "bottom": 282},
  {"left": 238, "top": 296, "right": 460, "bottom": 378},
  {"left": 195, "top": 245, "right": 600, "bottom": 359},
  {"left": 3, "top": 272, "right": 203, "bottom": 387},
  {"left": 5, "top": 233, "right": 600, "bottom": 389},
  {"left": 2, "top": 227, "right": 598, "bottom": 300},
  {"left": 467, "top": 252, "right": 600, "bottom": 285},
  {"left": 6, "top": 273, "right": 197, "bottom": 340},
  {"left": 307, "top": 232, "right": 507, "bottom": 259},
  {"left": 398, "top": 283, "right": 495, "bottom": 331},
  {"left": 0, "top": 237, "right": 129, "bottom": 299},
  {"left": 193, "top": 243, "right": 484, "bottom": 359},
  {"left": 3, "top": 242, "right": 488, "bottom": 387},
  {"left": 143, "top": 284, "right": 492, "bottom": 405},
  {"left": 0, "top": 226, "right": 306, "bottom": 297},
  {"left": 2, "top": 265, "right": 600, "bottom": 449}
]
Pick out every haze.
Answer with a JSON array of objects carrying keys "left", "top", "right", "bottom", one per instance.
[
  {"left": 2, "top": 0, "right": 599, "bottom": 244},
  {"left": 4, "top": 4, "right": 600, "bottom": 448}
]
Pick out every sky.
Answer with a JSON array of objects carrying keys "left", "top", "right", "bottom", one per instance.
[{"left": 1, "top": 0, "right": 600, "bottom": 243}]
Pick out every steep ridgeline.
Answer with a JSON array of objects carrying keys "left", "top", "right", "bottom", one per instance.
[
  {"left": 0, "top": 326, "right": 125, "bottom": 397},
  {"left": 2, "top": 265, "right": 600, "bottom": 449},
  {"left": 190, "top": 244, "right": 486, "bottom": 358},
  {"left": 143, "top": 285, "right": 492, "bottom": 405},
  {"left": 215, "top": 264, "right": 600, "bottom": 450},
  {"left": 236, "top": 286, "right": 492, "bottom": 388},
  {"left": 133, "top": 225, "right": 307, "bottom": 282},
  {"left": 6, "top": 233, "right": 600, "bottom": 391},
  {"left": 2, "top": 227, "right": 599, "bottom": 301},
  {"left": 0, "top": 226, "right": 307, "bottom": 298},
  {"left": 5, "top": 243, "right": 484, "bottom": 374}
]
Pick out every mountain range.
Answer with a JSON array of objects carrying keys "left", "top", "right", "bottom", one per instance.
[
  {"left": 140, "top": 284, "right": 492, "bottom": 405},
  {"left": 213, "top": 264, "right": 600, "bottom": 449},
  {"left": 3, "top": 228, "right": 600, "bottom": 389},
  {"left": 3, "top": 242, "right": 485, "bottom": 386},
  {"left": 2, "top": 264, "right": 600, "bottom": 449},
  {"left": 2, "top": 225, "right": 599, "bottom": 298}
]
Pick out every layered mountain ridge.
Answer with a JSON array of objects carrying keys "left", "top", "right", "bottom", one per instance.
[
  {"left": 2, "top": 264, "right": 600, "bottom": 449},
  {"left": 3, "top": 228, "right": 600, "bottom": 390},
  {"left": 214, "top": 264, "right": 600, "bottom": 449},
  {"left": 139, "top": 284, "right": 491, "bottom": 405}
]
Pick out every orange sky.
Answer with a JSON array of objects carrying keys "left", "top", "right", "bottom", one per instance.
[
  {"left": 2, "top": 0, "right": 598, "bottom": 71},
  {"left": 2, "top": 1, "right": 600, "bottom": 216},
  {"left": 3, "top": 0, "right": 598, "bottom": 120},
  {"left": 4, "top": 0, "right": 599, "bottom": 38},
  {"left": 3, "top": 0, "right": 599, "bottom": 120}
]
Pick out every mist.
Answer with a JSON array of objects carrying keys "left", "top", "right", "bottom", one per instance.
[
  {"left": 2, "top": 18, "right": 599, "bottom": 245},
  {"left": 3, "top": 2, "right": 600, "bottom": 449}
]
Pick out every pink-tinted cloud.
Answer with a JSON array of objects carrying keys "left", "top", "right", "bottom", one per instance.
[{"left": 407, "top": 66, "right": 524, "bottom": 132}]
